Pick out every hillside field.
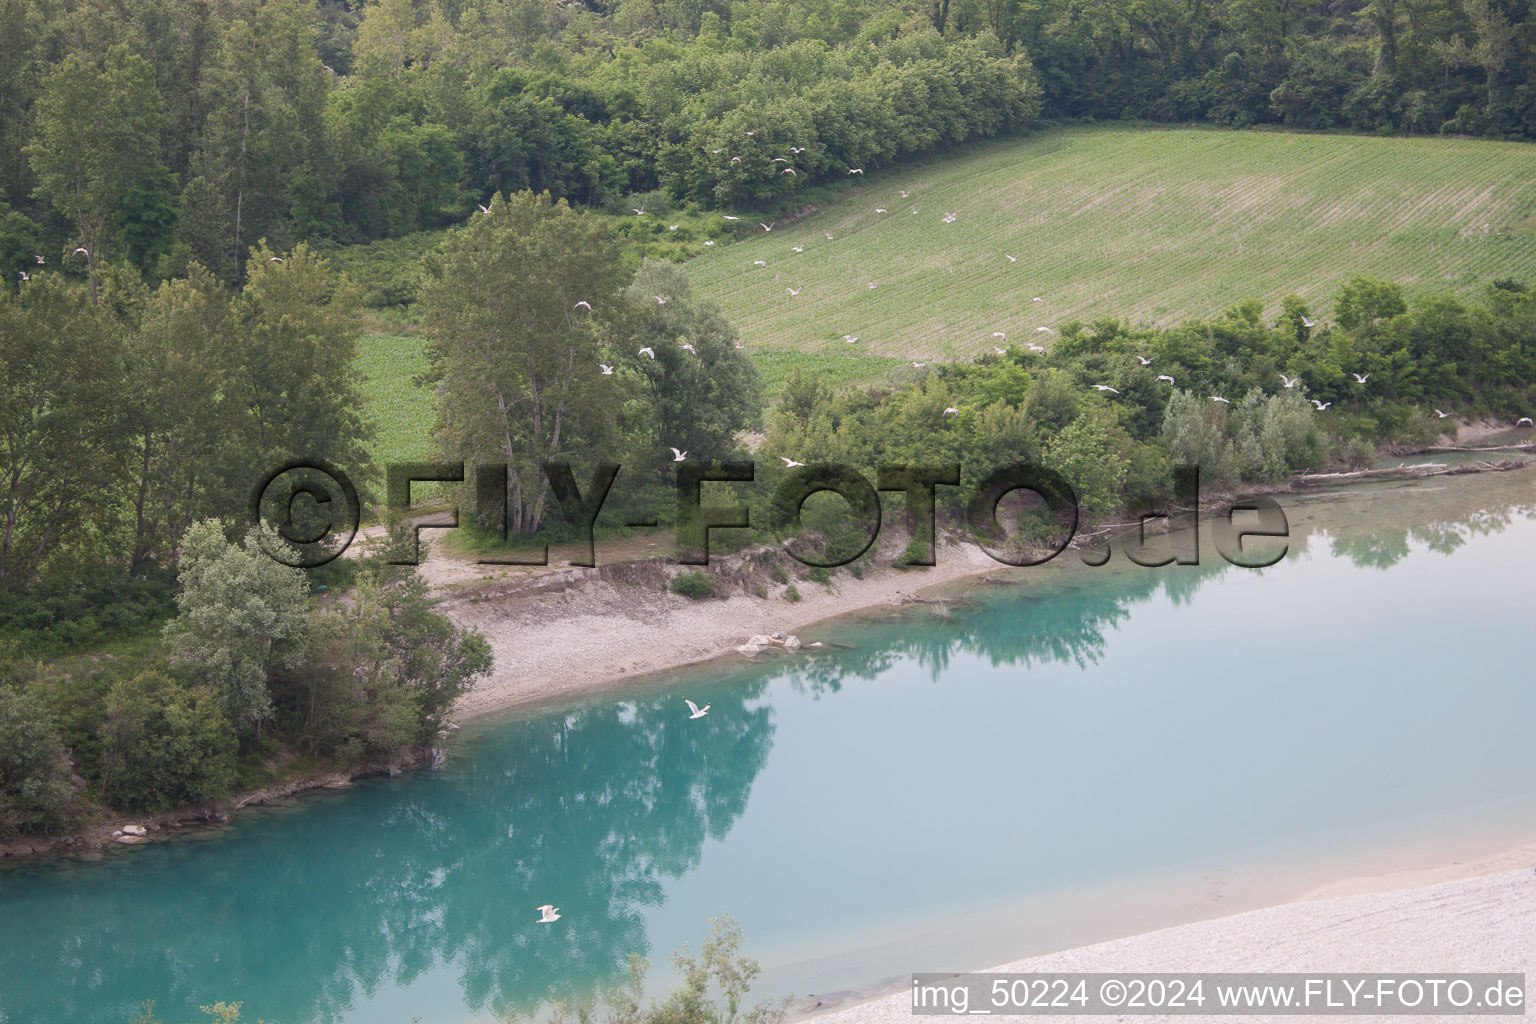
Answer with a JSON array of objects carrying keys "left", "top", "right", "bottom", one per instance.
[{"left": 683, "top": 124, "right": 1536, "bottom": 361}]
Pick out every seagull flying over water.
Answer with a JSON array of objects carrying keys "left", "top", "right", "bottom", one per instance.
[
  {"left": 477, "top": 203, "right": 491, "bottom": 214},
  {"left": 670, "top": 447, "right": 688, "bottom": 462},
  {"left": 72, "top": 247, "right": 88, "bottom": 256},
  {"left": 848, "top": 168, "right": 863, "bottom": 174},
  {"left": 18, "top": 271, "right": 28, "bottom": 281},
  {"left": 268, "top": 256, "right": 284, "bottom": 262},
  {"left": 760, "top": 222, "right": 774, "bottom": 232},
  {"left": 632, "top": 206, "right": 644, "bottom": 216},
  {"left": 685, "top": 699, "right": 710, "bottom": 719},
  {"left": 34, "top": 255, "right": 43, "bottom": 264},
  {"left": 781, "top": 456, "right": 805, "bottom": 468},
  {"left": 537, "top": 905, "right": 561, "bottom": 924}
]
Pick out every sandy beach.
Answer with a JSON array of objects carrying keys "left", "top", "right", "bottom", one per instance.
[
  {"left": 430, "top": 534, "right": 1011, "bottom": 719},
  {"left": 807, "top": 848, "right": 1536, "bottom": 1024}
]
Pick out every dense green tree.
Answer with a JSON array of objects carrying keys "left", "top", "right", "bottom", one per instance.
[
  {"left": 25, "top": 44, "right": 173, "bottom": 300},
  {"left": 162, "top": 521, "right": 312, "bottom": 738},
  {"left": 420, "top": 191, "right": 635, "bottom": 534},
  {"left": 98, "top": 671, "right": 236, "bottom": 812},
  {"left": 0, "top": 685, "right": 76, "bottom": 836}
]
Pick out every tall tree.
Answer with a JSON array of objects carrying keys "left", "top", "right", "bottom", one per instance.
[
  {"left": 419, "top": 191, "right": 633, "bottom": 534},
  {"left": 25, "top": 44, "right": 171, "bottom": 301}
]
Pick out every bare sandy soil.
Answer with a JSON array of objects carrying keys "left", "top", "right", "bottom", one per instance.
[{"left": 430, "top": 536, "right": 1007, "bottom": 719}]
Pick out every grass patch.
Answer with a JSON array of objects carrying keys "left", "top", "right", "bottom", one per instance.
[
  {"left": 684, "top": 123, "right": 1536, "bottom": 360},
  {"left": 357, "top": 333, "right": 435, "bottom": 468}
]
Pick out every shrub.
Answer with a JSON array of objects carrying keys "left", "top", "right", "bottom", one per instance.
[
  {"left": 670, "top": 572, "right": 716, "bottom": 600},
  {"left": 783, "top": 585, "right": 801, "bottom": 603},
  {"left": 0, "top": 686, "right": 78, "bottom": 836},
  {"left": 807, "top": 566, "right": 831, "bottom": 585},
  {"left": 98, "top": 672, "right": 236, "bottom": 812}
]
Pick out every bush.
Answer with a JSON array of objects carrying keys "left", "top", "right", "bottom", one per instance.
[
  {"left": 783, "top": 585, "right": 801, "bottom": 603},
  {"left": 0, "top": 686, "right": 78, "bottom": 836},
  {"left": 670, "top": 572, "right": 716, "bottom": 600},
  {"left": 98, "top": 672, "right": 236, "bottom": 812},
  {"left": 807, "top": 566, "right": 831, "bottom": 585}
]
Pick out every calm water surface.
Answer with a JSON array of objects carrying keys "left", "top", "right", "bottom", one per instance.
[{"left": 3, "top": 473, "right": 1536, "bottom": 1024}]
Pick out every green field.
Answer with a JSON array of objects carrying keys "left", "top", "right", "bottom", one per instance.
[
  {"left": 685, "top": 124, "right": 1536, "bottom": 361},
  {"left": 356, "top": 333, "right": 434, "bottom": 465}
]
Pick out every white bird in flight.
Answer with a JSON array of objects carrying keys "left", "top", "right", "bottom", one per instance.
[
  {"left": 760, "top": 222, "right": 774, "bottom": 232},
  {"left": 783, "top": 168, "right": 797, "bottom": 175},
  {"left": 1312, "top": 400, "right": 1331, "bottom": 410},
  {"left": 638, "top": 347, "right": 655, "bottom": 359},
  {"left": 1300, "top": 315, "right": 1318, "bottom": 328},
  {"left": 848, "top": 168, "right": 863, "bottom": 174},
  {"left": 1517, "top": 417, "right": 1534, "bottom": 427},
  {"left": 1005, "top": 255, "right": 1017, "bottom": 262},
  {"left": 875, "top": 207, "right": 887, "bottom": 214},
  {"left": 599, "top": 364, "right": 614, "bottom": 375},
  {"left": 792, "top": 245, "right": 803, "bottom": 253},
  {"left": 18, "top": 271, "right": 28, "bottom": 281},
  {"left": 912, "top": 361, "right": 926, "bottom": 368},
  {"left": 1278, "top": 373, "right": 1299, "bottom": 388},
  {"left": 753, "top": 260, "right": 767, "bottom": 267},
  {"left": 943, "top": 407, "right": 960, "bottom": 416},
  {"left": 34, "top": 255, "right": 43, "bottom": 264},
  {"left": 770, "top": 157, "right": 788, "bottom": 163},
  {"left": 992, "top": 346, "right": 1006, "bottom": 355},
  {"left": 703, "top": 240, "right": 714, "bottom": 246},
  {"left": 669, "top": 224, "right": 679, "bottom": 231},
  {"left": 790, "top": 146, "right": 805, "bottom": 154},
  {"left": 825, "top": 233, "right": 834, "bottom": 240},
  {"left": 655, "top": 296, "right": 668, "bottom": 304},
  {"left": 685, "top": 699, "right": 710, "bottom": 719},
  {"left": 632, "top": 206, "right": 644, "bottom": 215},
  {"left": 992, "top": 331, "right": 1007, "bottom": 339},
  {"left": 1156, "top": 374, "right": 1175, "bottom": 384},
  {"left": 681, "top": 343, "right": 697, "bottom": 354},
  {"left": 477, "top": 203, "right": 490, "bottom": 214},
  {"left": 537, "top": 905, "right": 561, "bottom": 924},
  {"left": 1036, "top": 326, "right": 1055, "bottom": 334},
  {"left": 1435, "top": 408, "right": 1451, "bottom": 418},
  {"left": 1136, "top": 355, "right": 1152, "bottom": 365},
  {"left": 1213, "top": 396, "right": 1231, "bottom": 404},
  {"left": 1091, "top": 384, "right": 1120, "bottom": 394},
  {"left": 730, "top": 156, "right": 741, "bottom": 164},
  {"left": 574, "top": 300, "right": 592, "bottom": 311},
  {"left": 1032, "top": 297, "right": 1044, "bottom": 303},
  {"left": 1026, "top": 343, "right": 1045, "bottom": 353},
  {"left": 72, "top": 247, "right": 88, "bottom": 256},
  {"left": 843, "top": 334, "right": 859, "bottom": 344},
  {"left": 1352, "top": 373, "right": 1370, "bottom": 384},
  {"left": 899, "top": 190, "right": 910, "bottom": 198},
  {"left": 670, "top": 447, "right": 688, "bottom": 462},
  {"left": 781, "top": 456, "right": 805, "bottom": 468},
  {"left": 723, "top": 215, "right": 740, "bottom": 220},
  {"left": 787, "top": 286, "right": 801, "bottom": 296},
  {"left": 268, "top": 256, "right": 284, "bottom": 262}
]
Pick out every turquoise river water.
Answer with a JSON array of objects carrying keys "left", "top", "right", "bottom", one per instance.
[{"left": 3, "top": 471, "right": 1536, "bottom": 1024}]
